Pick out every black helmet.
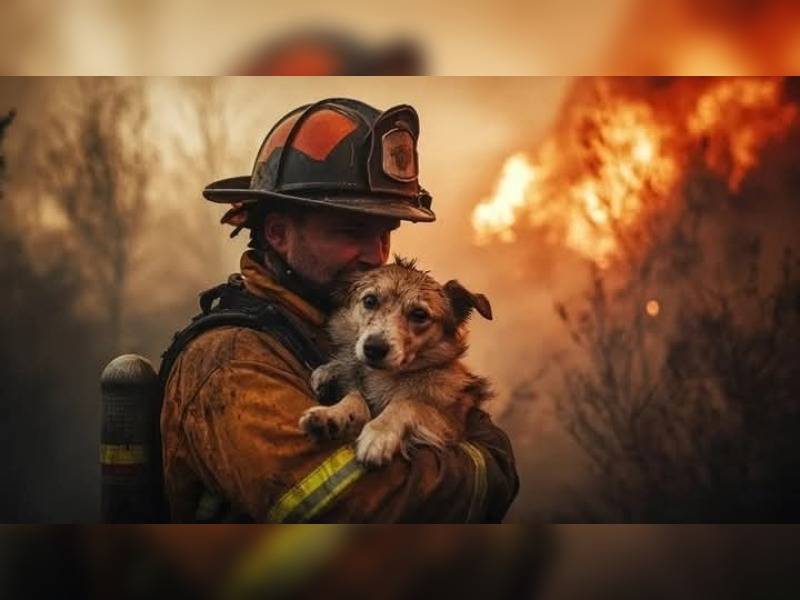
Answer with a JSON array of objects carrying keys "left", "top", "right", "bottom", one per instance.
[{"left": 204, "top": 97, "right": 435, "bottom": 226}]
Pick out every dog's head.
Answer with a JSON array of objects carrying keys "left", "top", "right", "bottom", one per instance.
[{"left": 329, "top": 257, "right": 492, "bottom": 372}]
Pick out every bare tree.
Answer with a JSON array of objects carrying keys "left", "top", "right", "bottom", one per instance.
[
  {"left": 550, "top": 164, "right": 800, "bottom": 521},
  {"left": 167, "top": 78, "right": 240, "bottom": 278},
  {"left": 37, "top": 78, "right": 152, "bottom": 354}
]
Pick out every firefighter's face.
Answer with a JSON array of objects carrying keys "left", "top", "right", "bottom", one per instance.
[{"left": 265, "top": 208, "right": 400, "bottom": 293}]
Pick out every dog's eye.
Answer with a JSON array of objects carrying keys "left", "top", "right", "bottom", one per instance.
[
  {"left": 362, "top": 294, "right": 379, "bottom": 310},
  {"left": 409, "top": 308, "right": 430, "bottom": 323}
]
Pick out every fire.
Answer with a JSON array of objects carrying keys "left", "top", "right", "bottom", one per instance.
[
  {"left": 686, "top": 79, "right": 797, "bottom": 190},
  {"left": 471, "top": 153, "right": 538, "bottom": 244},
  {"left": 645, "top": 299, "right": 660, "bottom": 317},
  {"left": 472, "top": 78, "right": 797, "bottom": 265}
]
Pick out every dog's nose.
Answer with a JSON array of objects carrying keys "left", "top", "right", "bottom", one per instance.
[{"left": 363, "top": 336, "right": 390, "bottom": 362}]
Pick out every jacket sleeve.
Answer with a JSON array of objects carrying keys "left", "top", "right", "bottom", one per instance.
[
  {"left": 179, "top": 333, "right": 519, "bottom": 523},
  {"left": 319, "top": 406, "right": 519, "bottom": 523}
]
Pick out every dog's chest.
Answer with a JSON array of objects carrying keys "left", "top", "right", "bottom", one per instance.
[{"left": 356, "top": 369, "right": 399, "bottom": 415}]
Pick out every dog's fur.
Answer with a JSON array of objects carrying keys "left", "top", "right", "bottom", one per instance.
[{"left": 299, "top": 257, "right": 493, "bottom": 466}]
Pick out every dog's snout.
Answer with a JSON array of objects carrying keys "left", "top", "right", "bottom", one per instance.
[{"left": 363, "top": 336, "right": 390, "bottom": 362}]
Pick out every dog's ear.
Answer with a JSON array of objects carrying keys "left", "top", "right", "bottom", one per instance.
[{"left": 444, "top": 280, "right": 493, "bottom": 323}]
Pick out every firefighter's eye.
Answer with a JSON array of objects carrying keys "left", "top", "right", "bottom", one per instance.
[
  {"left": 409, "top": 307, "right": 430, "bottom": 323},
  {"left": 362, "top": 294, "right": 379, "bottom": 309}
]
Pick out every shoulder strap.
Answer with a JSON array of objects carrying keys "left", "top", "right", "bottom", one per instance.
[
  {"left": 155, "top": 279, "right": 327, "bottom": 523},
  {"left": 158, "top": 278, "right": 326, "bottom": 388}
]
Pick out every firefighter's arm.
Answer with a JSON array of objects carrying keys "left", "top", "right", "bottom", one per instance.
[
  {"left": 318, "top": 406, "right": 519, "bottom": 523},
  {"left": 182, "top": 347, "right": 517, "bottom": 523}
]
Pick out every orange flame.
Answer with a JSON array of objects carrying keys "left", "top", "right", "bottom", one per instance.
[
  {"left": 687, "top": 79, "right": 797, "bottom": 190},
  {"left": 472, "top": 78, "right": 796, "bottom": 265},
  {"left": 471, "top": 153, "right": 538, "bottom": 244}
]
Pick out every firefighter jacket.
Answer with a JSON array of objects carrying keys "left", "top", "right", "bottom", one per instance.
[{"left": 161, "top": 250, "right": 519, "bottom": 522}]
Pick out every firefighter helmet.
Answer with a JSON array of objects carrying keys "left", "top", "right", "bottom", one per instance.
[{"left": 204, "top": 97, "right": 435, "bottom": 227}]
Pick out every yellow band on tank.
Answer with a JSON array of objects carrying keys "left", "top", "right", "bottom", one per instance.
[{"left": 100, "top": 443, "right": 148, "bottom": 465}]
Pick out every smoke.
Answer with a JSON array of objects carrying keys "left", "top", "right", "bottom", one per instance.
[{"left": 0, "top": 78, "right": 257, "bottom": 521}]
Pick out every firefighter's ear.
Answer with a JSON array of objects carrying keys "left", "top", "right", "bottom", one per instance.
[
  {"left": 444, "top": 280, "right": 493, "bottom": 323},
  {"left": 263, "top": 212, "right": 291, "bottom": 253}
]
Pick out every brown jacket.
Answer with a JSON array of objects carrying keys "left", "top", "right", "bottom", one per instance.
[{"left": 161, "top": 250, "right": 518, "bottom": 522}]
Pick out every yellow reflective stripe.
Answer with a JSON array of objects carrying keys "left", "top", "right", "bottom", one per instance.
[
  {"left": 301, "top": 461, "right": 364, "bottom": 522},
  {"left": 268, "top": 444, "right": 365, "bottom": 523},
  {"left": 99, "top": 443, "right": 147, "bottom": 465},
  {"left": 460, "top": 441, "right": 488, "bottom": 522}
]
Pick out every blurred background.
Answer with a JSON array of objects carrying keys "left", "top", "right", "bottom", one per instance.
[
  {"left": 2, "top": 0, "right": 800, "bottom": 75},
  {"left": 1, "top": 76, "right": 798, "bottom": 523},
  {"left": 2, "top": 525, "right": 800, "bottom": 599}
]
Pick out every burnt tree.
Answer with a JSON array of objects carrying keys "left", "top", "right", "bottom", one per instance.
[{"left": 37, "top": 78, "right": 152, "bottom": 355}]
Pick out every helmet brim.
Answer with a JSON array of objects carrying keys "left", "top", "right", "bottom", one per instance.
[{"left": 203, "top": 176, "right": 436, "bottom": 223}]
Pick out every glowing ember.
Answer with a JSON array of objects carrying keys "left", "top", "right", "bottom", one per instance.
[
  {"left": 472, "top": 78, "right": 796, "bottom": 265},
  {"left": 645, "top": 299, "right": 660, "bottom": 317}
]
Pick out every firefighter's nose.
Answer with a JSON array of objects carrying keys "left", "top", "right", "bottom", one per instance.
[{"left": 363, "top": 336, "right": 390, "bottom": 363}]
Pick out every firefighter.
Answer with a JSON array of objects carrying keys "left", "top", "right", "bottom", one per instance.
[{"left": 160, "top": 97, "right": 519, "bottom": 522}]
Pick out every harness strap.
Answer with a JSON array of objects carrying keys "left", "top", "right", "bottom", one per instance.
[
  {"left": 157, "top": 277, "right": 330, "bottom": 523},
  {"left": 158, "top": 278, "right": 326, "bottom": 387}
]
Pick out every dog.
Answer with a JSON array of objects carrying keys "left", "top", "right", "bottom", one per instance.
[{"left": 299, "top": 257, "right": 493, "bottom": 466}]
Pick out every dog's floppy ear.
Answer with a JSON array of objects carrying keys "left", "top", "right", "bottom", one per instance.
[{"left": 444, "top": 280, "right": 493, "bottom": 323}]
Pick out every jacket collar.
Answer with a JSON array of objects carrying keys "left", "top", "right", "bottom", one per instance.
[{"left": 239, "top": 249, "right": 326, "bottom": 327}]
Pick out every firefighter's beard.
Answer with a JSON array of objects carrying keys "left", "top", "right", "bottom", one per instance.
[{"left": 283, "top": 246, "right": 370, "bottom": 311}]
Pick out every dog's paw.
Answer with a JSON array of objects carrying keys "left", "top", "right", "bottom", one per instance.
[
  {"left": 299, "top": 405, "right": 365, "bottom": 442},
  {"left": 310, "top": 365, "right": 341, "bottom": 405},
  {"left": 299, "top": 406, "right": 343, "bottom": 441},
  {"left": 356, "top": 421, "right": 403, "bottom": 467}
]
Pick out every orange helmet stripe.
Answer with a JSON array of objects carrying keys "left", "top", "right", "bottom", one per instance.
[
  {"left": 257, "top": 111, "right": 303, "bottom": 164},
  {"left": 290, "top": 109, "right": 358, "bottom": 160}
]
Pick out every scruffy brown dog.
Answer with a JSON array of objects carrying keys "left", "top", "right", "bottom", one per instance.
[{"left": 299, "top": 257, "right": 493, "bottom": 466}]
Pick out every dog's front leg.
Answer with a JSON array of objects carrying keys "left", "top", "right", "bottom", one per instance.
[
  {"left": 357, "top": 400, "right": 455, "bottom": 467},
  {"left": 356, "top": 398, "right": 418, "bottom": 467},
  {"left": 299, "top": 390, "right": 370, "bottom": 442}
]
